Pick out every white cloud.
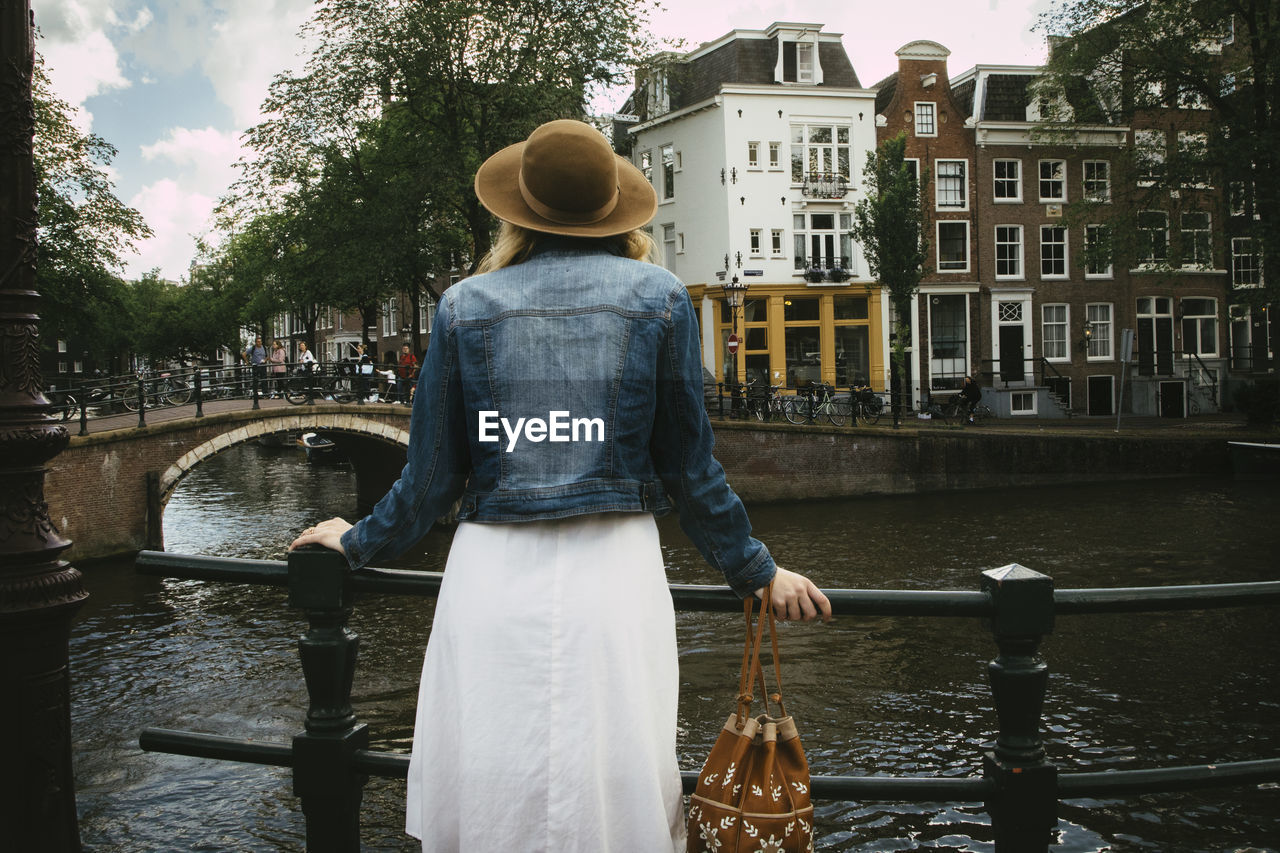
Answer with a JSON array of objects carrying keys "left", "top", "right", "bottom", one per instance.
[
  {"left": 127, "top": 178, "right": 217, "bottom": 279},
  {"left": 201, "top": 0, "right": 317, "bottom": 129},
  {"left": 38, "top": 0, "right": 132, "bottom": 129},
  {"left": 141, "top": 125, "right": 245, "bottom": 185}
]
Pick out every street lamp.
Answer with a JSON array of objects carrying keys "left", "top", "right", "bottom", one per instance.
[{"left": 723, "top": 275, "right": 750, "bottom": 414}]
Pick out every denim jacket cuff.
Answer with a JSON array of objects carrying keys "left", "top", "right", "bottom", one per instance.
[
  {"left": 726, "top": 544, "right": 777, "bottom": 598},
  {"left": 339, "top": 526, "right": 365, "bottom": 571}
]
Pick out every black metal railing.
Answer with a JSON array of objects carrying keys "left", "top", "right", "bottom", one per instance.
[
  {"left": 801, "top": 171, "right": 850, "bottom": 199},
  {"left": 52, "top": 362, "right": 403, "bottom": 435},
  {"left": 798, "top": 255, "right": 853, "bottom": 283},
  {"left": 135, "top": 548, "right": 1280, "bottom": 853}
]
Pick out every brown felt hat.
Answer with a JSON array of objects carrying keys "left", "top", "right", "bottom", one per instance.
[{"left": 474, "top": 119, "right": 657, "bottom": 238}]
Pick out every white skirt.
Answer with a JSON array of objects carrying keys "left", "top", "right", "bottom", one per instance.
[{"left": 405, "top": 512, "right": 686, "bottom": 853}]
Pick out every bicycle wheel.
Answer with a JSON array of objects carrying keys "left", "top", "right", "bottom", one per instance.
[
  {"left": 973, "top": 403, "right": 994, "bottom": 421},
  {"left": 825, "top": 400, "right": 850, "bottom": 426},
  {"left": 328, "top": 376, "right": 358, "bottom": 404},
  {"left": 122, "top": 386, "right": 143, "bottom": 412},
  {"left": 284, "top": 375, "right": 310, "bottom": 405},
  {"left": 49, "top": 391, "right": 79, "bottom": 421},
  {"left": 748, "top": 397, "right": 766, "bottom": 421},
  {"left": 783, "top": 397, "right": 808, "bottom": 424},
  {"left": 862, "top": 397, "right": 883, "bottom": 425},
  {"left": 164, "top": 379, "right": 192, "bottom": 406}
]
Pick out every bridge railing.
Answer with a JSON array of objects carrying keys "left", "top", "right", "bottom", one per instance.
[
  {"left": 58, "top": 362, "right": 405, "bottom": 435},
  {"left": 134, "top": 549, "right": 1280, "bottom": 852}
]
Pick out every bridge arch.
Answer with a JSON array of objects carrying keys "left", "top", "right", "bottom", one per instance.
[{"left": 159, "top": 413, "right": 410, "bottom": 506}]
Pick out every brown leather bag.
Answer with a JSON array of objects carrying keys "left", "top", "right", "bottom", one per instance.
[{"left": 687, "top": 585, "right": 814, "bottom": 852}]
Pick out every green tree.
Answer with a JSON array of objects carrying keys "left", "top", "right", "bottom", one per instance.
[
  {"left": 852, "top": 132, "right": 928, "bottom": 425},
  {"left": 33, "top": 54, "right": 151, "bottom": 366},
  {"left": 1036, "top": 0, "right": 1277, "bottom": 304}
]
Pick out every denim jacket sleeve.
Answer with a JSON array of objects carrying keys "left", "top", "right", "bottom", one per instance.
[
  {"left": 650, "top": 287, "right": 777, "bottom": 597},
  {"left": 340, "top": 296, "right": 470, "bottom": 569}
]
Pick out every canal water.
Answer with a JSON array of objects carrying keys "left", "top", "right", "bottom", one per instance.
[{"left": 70, "top": 443, "right": 1279, "bottom": 852}]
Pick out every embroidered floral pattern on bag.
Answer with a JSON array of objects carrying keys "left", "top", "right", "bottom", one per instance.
[
  {"left": 698, "top": 820, "right": 723, "bottom": 851},
  {"left": 757, "top": 835, "right": 785, "bottom": 853}
]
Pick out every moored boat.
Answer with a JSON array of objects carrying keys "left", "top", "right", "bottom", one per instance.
[
  {"left": 1227, "top": 441, "right": 1280, "bottom": 479},
  {"left": 298, "top": 431, "right": 345, "bottom": 463}
]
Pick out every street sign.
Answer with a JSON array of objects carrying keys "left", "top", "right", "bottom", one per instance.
[
  {"left": 1119, "top": 328, "right": 1135, "bottom": 363},
  {"left": 743, "top": 269, "right": 764, "bottom": 276},
  {"left": 727, "top": 334, "right": 740, "bottom": 354}
]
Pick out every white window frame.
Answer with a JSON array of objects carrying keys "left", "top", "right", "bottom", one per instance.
[
  {"left": 935, "top": 159, "right": 968, "bottom": 210},
  {"left": 1177, "top": 131, "right": 1211, "bottom": 188},
  {"left": 1180, "top": 297, "right": 1219, "bottom": 357},
  {"left": 749, "top": 228, "right": 763, "bottom": 256},
  {"left": 995, "top": 225, "right": 1023, "bottom": 280},
  {"left": 660, "top": 143, "right": 676, "bottom": 201},
  {"left": 1134, "top": 129, "right": 1165, "bottom": 186},
  {"left": 1042, "top": 304, "right": 1070, "bottom": 361},
  {"left": 793, "top": 211, "right": 852, "bottom": 272},
  {"left": 638, "top": 149, "right": 652, "bottom": 184},
  {"left": 1038, "top": 159, "right": 1066, "bottom": 202},
  {"left": 1086, "top": 303, "right": 1114, "bottom": 361},
  {"left": 936, "top": 220, "right": 970, "bottom": 274},
  {"left": 993, "top": 159, "right": 1022, "bottom": 202},
  {"left": 1180, "top": 211, "right": 1212, "bottom": 269},
  {"left": 1040, "top": 225, "right": 1069, "bottom": 279},
  {"left": 57, "top": 339, "right": 67, "bottom": 353},
  {"left": 1083, "top": 160, "right": 1111, "bottom": 202},
  {"left": 1085, "top": 224, "right": 1113, "bottom": 278},
  {"left": 768, "top": 141, "right": 781, "bottom": 169},
  {"left": 1137, "top": 210, "right": 1169, "bottom": 265},
  {"left": 1010, "top": 390, "right": 1037, "bottom": 415},
  {"left": 914, "top": 101, "right": 937, "bottom": 136},
  {"left": 747, "top": 141, "right": 760, "bottom": 168},
  {"left": 1232, "top": 237, "right": 1262, "bottom": 287},
  {"left": 770, "top": 229, "right": 784, "bottom": 256}
]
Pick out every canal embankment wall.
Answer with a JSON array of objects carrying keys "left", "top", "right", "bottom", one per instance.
[{"left": 48, "top": 414, "right": 1245, "bottom": 562}]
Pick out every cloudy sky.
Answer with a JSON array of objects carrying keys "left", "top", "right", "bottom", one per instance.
[{"left": 38, "top": 0, "right": 1053, "bottom": 281}]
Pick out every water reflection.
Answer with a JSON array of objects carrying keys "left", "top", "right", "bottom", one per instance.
[{"left": 70, "top": 444, "right": 1280, "bottom": 852}]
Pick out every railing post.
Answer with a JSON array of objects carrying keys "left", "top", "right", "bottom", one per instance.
[
  {"left": 981, "top": 564, "right": 1057, "bottom": 852},
  {"left": 193, "top": 368, "right": 204, "bottom": 418},
  {"left": 288, "top": 547, "right": 368, "bottom": 853},
  {"left": 251, "top": 366, "right": 261, "bottom": 410},
  {"left": 78, "top": 379, "right": 89, "bottom": 436},
  {"left": 136, "top": 374, "right": 146, "bottom": 427}
]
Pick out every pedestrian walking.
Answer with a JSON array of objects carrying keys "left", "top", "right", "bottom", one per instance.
[{"left": 290, "top": 119, "right": 830, "bottom": 852}]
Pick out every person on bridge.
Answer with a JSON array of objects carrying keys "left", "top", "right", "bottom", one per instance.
[
  {"left": 396, "top": 343, "right": 418, "bottom": 405},
  {"left": 268, "top": 339, "right": 287, "bottom": 397},
  {"left": 245, "top": 336, "right": 267, "bottom": 396},
  {"left": 290, "top": 119, "right": 830, "bottom": 853},
  {"left": 297, "top": 341, "right": 317, "bottom": 373}
]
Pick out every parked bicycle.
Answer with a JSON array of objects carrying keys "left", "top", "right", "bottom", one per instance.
[
  {"left": 942, "top": 395, "right": 995, "bottom": 425},
  {"left": 745, "top": 380, "right": 785, "bottom": 422},
  {"left": 784, "top": 382, "right": 851, "bottom": 426},
  {"left": 122, "top": 372, "right": 192, "bottom": 412},
  {"left": 284, "top": 365, "right": 358, "bottom": 405},
  {"left": 850, "top": 385, "right": 884, "bottom": 425},
  {"left": 46, "top": 388, "right": 80, "bottom": 421}
]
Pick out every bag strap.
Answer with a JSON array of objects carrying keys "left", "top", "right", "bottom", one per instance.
[{"left": 734, "top": 582, "right": 789, "bottom": 727}]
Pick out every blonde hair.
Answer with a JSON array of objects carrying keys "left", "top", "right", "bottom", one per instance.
[{"left": 475, "top": 221, "right": 660, "bottom": 274}]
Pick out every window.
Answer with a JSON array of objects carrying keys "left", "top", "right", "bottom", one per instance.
[
  {"left": 1137, "top": 211, "right": 1169, "bottom": 264},
  {"left": 1010, "top": 391, "right": 1037, "bottom": 414},
  {"left": 790, "top": 124, "right": 851, "bottom": 184},
  {"left": 768, "top": 142, "right": 780, "bottom": 169},
  {"left": 783, "top": 297, "right": 821, "bottom": 386},
  {"left": 660, "top": 144, "right": 675, "bottom": 200},
  {"left": 936, "top": 221, "right": 969, "bottom": 272},
  {"left": 995, "top": 225, "right": 1023, "bottom": 279},
  {"left": 639, "top": 149, "right": 652, "bottom": 183},
  {"left": 381, "top": 298, "right": 399, "bottom": 337},
  {"left": 57, "top": 339, "right": 67, "bottom": 353},
  {"left": 1087, "top": 303, "right": 1113, "bottom": 359},
  {"left": 935, "top": 160, "right": 967, "bottom": 209},
  {"left": 1177, "top": 131, "right": 1210, "bottom": 187},
  {"left": 915, "top": 102, "right": 936, "bottom": 136},
  {"left": 662, "top": 224, "right": 676, "bottom": 272},
  {"left": 1181, "top": 298, "right": 1218, "bottom": 356},
  {"left": 1083, "top": 160, "right": 1111, "bottom": 202},
  {"left": 793, "top": 212, "right": 853, "bottom": 272},
  {"left": 73, "top": 360, "right": 83, "bottom": 374},
  {"left": 1232, "top": 237, "right": 1261, "bottom": 286},
  {"left": 749, "top": 228, "right": 762, "bottom": 255},
  {"left": 834, "top": 296, "right": 871, "bottom": 387},
  {"left": 783, "top": 41, "right": 814, "bottom": 83},
  {"left": 993, "top": 159, "right": 1021, "bottom": 201},
  {"left": 420, "top": 294, "right": 437, "bottom": 331},
  {"left": 1040, "top": 225, "right": 1068, "bottom": 278},
  {"left": 1042, "top": 304, "right": 1069, "bottom": 360},
  {"left": 747, "top": 142, "right": 759, "bottom": 168},
  {"left": 677, "top": 232, "right": 685, "bottom": 253},
  {"left": 1038, "top": 160, "right": 1066, "bottom": 202},
  {"left": 1229, "top": 180, "right": 1256, "bottom": 217},
  {"left": 1134, "top": 129, "right": 1165, "bottom": 184},
  {"left": 771, "top": 229, "right": 784, "bottom": 256},
  {"left": 1085, "top": 224, "right": 1113, "bottom": 278},
  {"left": 1180, "top": 212, "right": 1212, "bottom": 267},
  {"left": 929, "top": 294, "right": 969, "bottom": 390}
]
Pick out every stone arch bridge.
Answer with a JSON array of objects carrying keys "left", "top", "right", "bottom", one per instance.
[{"left": 46, "top": 405, "right": 411, "bottom": 561}]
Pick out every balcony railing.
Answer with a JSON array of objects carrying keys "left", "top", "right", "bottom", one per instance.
[
  {"left": 799, "top": 256, "right": 853, "bottom": 283},
  {"left": 801, "top": 171, "right": 850, "bottom": 199}
]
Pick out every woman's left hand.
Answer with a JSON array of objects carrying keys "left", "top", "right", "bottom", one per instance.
[{"left": 289, "top": 517, "right": 352, "bottom": 554}]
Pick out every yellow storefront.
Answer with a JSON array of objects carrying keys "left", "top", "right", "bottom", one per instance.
[{"left": 688, "top": 283, "right": 887, "bottom": 392}]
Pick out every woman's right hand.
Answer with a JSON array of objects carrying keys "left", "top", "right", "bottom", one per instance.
[
  {"left": 755, "top": 566, "right": 832, "bottom": 622},
  {"left": 289, "top": 517, "right": 352, "bottom": 554}
]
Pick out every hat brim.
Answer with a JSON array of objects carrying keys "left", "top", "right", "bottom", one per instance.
[{"left": 474, "top": 141, "right": 658, "bottom": 238}]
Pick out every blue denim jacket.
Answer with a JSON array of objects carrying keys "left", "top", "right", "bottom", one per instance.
[{"left": 339, "top": 241, "right": 776, "bottom": 596}]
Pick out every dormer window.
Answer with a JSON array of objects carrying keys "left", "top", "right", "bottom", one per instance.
[{"left": 783, "top": 41, "right": 814, "bottom": 83}]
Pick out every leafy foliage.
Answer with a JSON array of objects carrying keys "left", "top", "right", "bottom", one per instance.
[{"left": 33, "top": 54, "right": 151, "bottom": 361}]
